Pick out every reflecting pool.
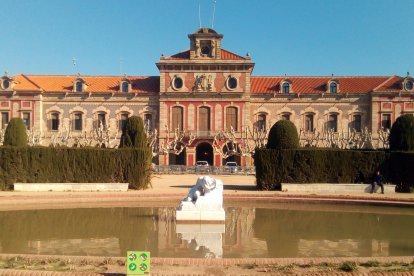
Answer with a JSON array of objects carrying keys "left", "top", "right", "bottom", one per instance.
[{"left": 0, "top": 202, "right": 413, "bottom": 258}]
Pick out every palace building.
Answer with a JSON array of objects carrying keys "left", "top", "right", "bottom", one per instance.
[{"left": 1, "top": 28, "right": 413, "bottom": 166}]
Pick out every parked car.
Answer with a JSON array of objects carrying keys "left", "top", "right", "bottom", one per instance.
[
  {"left": 195, "top": 161, "right": 210, "bottom": 172},
  {"left": 224, "top": 162, "right": 238, "bottom": 173}
]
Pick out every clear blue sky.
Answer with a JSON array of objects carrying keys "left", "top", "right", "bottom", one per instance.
[{"left": 1, "top": 0, "right": 413, "bottom": 77}]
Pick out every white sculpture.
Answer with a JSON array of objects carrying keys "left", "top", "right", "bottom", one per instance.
[{"left": 176, "top": 176, "right": 225, "bottom": 221}]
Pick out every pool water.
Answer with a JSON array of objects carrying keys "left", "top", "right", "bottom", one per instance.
[{"left": 0, "top": 202, "right": 413, "bottom": 258}]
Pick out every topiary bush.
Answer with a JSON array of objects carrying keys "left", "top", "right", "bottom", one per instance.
[
  {"left": 266, "top": 120, "right": 299, "bottom": 149},
  {"left": 389, "top": 114, "right": 414, "bottom": 151},
  {"left": 3, "top": 118, "right": 28, "bottom": 147}
]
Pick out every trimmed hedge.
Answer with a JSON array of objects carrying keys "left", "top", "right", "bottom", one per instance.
[
  {"left": 0, "top": 147, "right": 152, "bottom": 190},
  {"left": 254, "top": 148, "right": 414, "bottom": 192}
]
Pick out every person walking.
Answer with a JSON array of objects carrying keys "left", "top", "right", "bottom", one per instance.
[{"left": 371, "top": 170, "right": 385, "bottom": 194}]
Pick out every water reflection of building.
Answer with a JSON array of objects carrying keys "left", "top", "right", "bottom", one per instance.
[{"left": 0, "top": 206, "right": 412, "bottom": 257}]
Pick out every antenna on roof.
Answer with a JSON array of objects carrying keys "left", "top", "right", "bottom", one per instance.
[
  {"left": 198, "top": 1, "right": 202, "bottom": 28},
  {"left": 211, "top": 0, "right": 217, "bottom": 29},
  {"left": 72, "top": 57, "right": 79, "bottom": 75},
  {"left": 119, "top": 58, "right": 124, "bottom": 75}
]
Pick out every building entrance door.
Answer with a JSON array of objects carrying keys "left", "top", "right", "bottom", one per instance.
[{"left": 196, "top": 142, "right": 214, "bottom": 166}]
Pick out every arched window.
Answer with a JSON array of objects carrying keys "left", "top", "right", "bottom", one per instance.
[
  {"left": 329, "top": 82, "right": 338, "bottom": 93},
  {"left": 75, "top": 81, "right": 83, "bottom": 92},
  {"left": 226, "top": 107, "right": 238, "bottom": 131},
  {"left": 282, "top": 82, "right": 290, "bottom": 93},
  {"left": 50, "top": 112, "right": 60, "bottom": 131},
  {"left": 171, "top": 106, "right": 183, "bottom": 131},
  {"left": 305, "top": 114, "right": 314, "bottom": 132},
  {"left": 121, "top": 82, "right": 129, "bottom": 93},
  {"left": 328, "top": 113, "right": 338, "bottom": 132}
]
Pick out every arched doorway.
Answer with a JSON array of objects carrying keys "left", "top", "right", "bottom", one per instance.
[{"left": 196, "top": 142, "right": 214, "bottom": 165}]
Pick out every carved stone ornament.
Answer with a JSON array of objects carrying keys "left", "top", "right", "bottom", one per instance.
[{"left": 195, "top": 74, "right": 213, "bottom": 92}]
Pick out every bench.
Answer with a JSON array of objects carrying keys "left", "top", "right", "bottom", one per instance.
[
  {"left": 13, "top": 183, "right": 129, "bottom": 192},
  {"left": 281, "top": 183, "right": 396, "bottom": 194}
]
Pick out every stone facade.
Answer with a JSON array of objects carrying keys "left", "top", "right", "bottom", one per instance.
[{"left": 1, "top": 28, "right": 413, "bottom": 166}]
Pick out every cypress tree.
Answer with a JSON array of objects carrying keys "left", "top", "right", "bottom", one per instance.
[
  {"left": 118, "top": 116, "right": 152, "bottom": 189},
  {"left": 389, "top": 114, "right": 414, "bottom": 151},
  {"left": 119, "top": 116, "right": 148, "bottom": 148},
  {"left": 3, "top": 118, "right": 28, "bottom": 147},
  {"left": 266, "top": 120, "right": 299, "bottom": 149}
]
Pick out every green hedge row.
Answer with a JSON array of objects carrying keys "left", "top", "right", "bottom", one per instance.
[
  {"left": 254, "top": 149, "right": 414, "bottom": 192},
  {"left": 0, "top": 147, "right": 152, "bottom": 190}
]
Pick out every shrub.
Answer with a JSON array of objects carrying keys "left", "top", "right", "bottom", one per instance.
[
  {"left": 119, "top": 116, "right": 147, "bottom": 148},
  {"left": 266, "top": 120, "right": 299, "bottom": 149},
  {"left": 118, "top": 116, "right": 152, "bottom": 189},
  {"left": 3, "top": 118, "right": 28, "bottom": 147},
  {"left": 0, "top": 147, "right": 152, "bottom": 190},
  {"left": 254, "top": 148, "right": 388, "bottom": 190},
  {"left": 389, "top": 114, "right": 414, "bottom": 151}
]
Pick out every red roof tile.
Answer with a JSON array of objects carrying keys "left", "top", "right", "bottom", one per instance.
[
  {"left": 220, "top": 49, "right": 245, "bottom": 60},
  {"left": 251, "top": 76, "right": 398, "bottom": 94},
  {"left": 373, "top": 76, "right": 403, "bottom": 91},
  {"left": 13, "top": 75, "right": 159, "bottom": 93}
]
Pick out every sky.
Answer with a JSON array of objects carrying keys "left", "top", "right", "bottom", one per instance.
[{"left": 0, "top": 0, "right": 413, "bottom": 77}]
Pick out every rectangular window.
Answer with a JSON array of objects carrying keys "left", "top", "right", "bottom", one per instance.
[
  {"left": 144, "top": 114, "right": 152, "bottom": 131},
  {"left": 22, "top": 112, "right": 30, "bottom": 130},
  {"left": 199, "top": 107, "right": 211, "bottom": 132},
  {"left": 257, "top": 114, "right": 266, "bottom": 131},
  {"left": 328, "top": 114, "right": 338, "bottom": 132},
  {"left": 97, "top": 113, "right": 106, "bottom": 128},
  {"left": 73, "top": 113, "right": 83, "bottom": 131},
  {"left": 353, "top": 114, "right": 361, "bottom": 132},
  {"left": 1, "top": 112, "right": 9, "bottom": 129},
  {"left": 226, "top": 107, "right": 238, "bottom": 131},
  {"left": 305, "top": 114, "right": 314, "bottom": 132},
  {"left": 120, "top": 113, "right": 129, "bottom": 131},
  {"left": 381, "top": 114, "right": 391, "bottom": 129},
  {"left": 51, "top": 113, "right": 59, "bottom": 131},
  {"left": 282, "top": 114, "right": 290, "bottom": 121},
  {"left": 172, "top": 107, "right": 183, "bottom": 131}
]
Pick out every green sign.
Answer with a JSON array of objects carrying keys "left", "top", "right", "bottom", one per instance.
[{"left": 127, "top": 251, "right": 150, "bottom": 275}]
